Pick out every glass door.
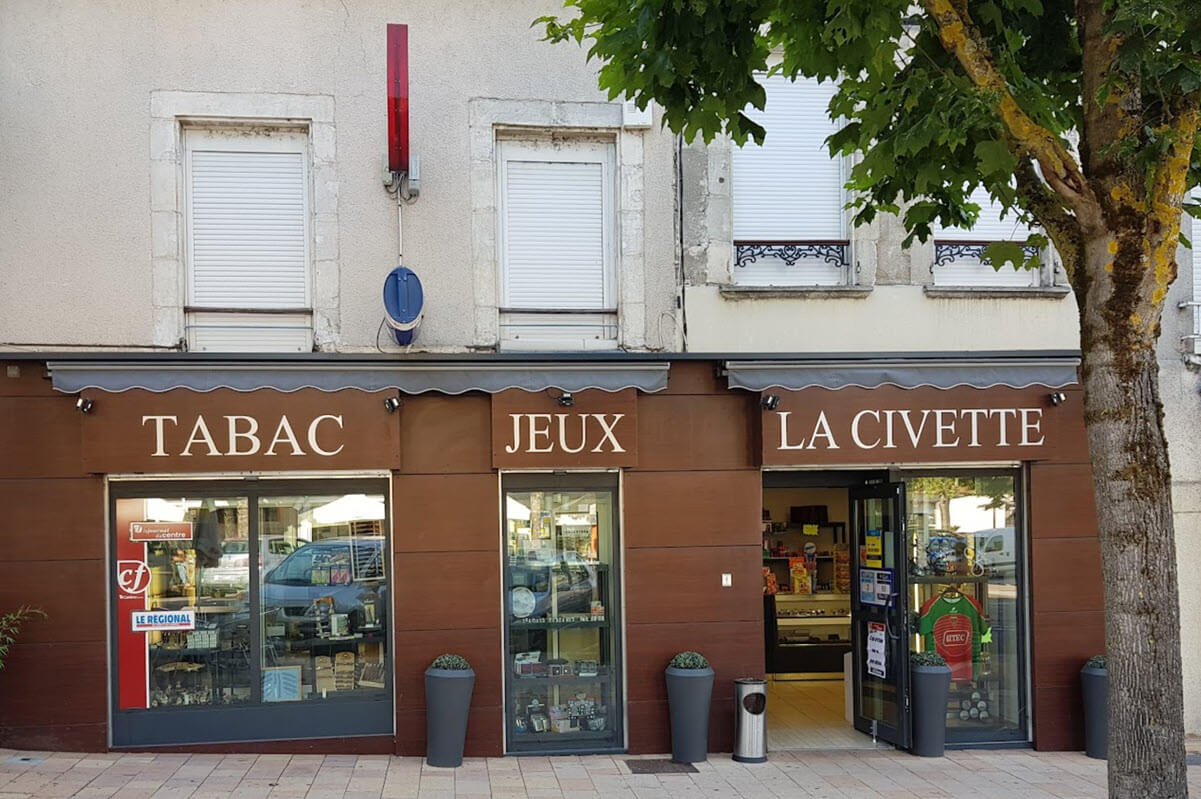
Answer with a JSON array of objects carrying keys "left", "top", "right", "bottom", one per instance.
[
  {"left": 502, "top": 474, "right": 622, "bottom": 753},
  {"left": 850, "top": 482, "right": 910, "bottom": 748}
]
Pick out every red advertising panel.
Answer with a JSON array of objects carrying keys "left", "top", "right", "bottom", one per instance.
[{"left": 115, "top": 499, "right": 149, "bottom": 709}]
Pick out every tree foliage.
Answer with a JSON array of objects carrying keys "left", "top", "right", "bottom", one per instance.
[{"left": 540, "top": 0, "right": 1201, "bottom": 268}]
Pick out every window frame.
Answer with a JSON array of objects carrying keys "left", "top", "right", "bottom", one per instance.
[
  {"left": 108, "top": 477, "right": 392, "bottom": 747},
  {"left": 495, "top": 137, "right": 618, "bottom": 314}
]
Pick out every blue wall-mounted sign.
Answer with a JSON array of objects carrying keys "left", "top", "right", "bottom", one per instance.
[{"left": 383, "top": 266, "right": 424, "bottom": 346}]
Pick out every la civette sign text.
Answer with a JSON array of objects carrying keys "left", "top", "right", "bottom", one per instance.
[
  {"left": 774, "top": 407, "right": 1046, "bottom": 452},
  {"left": 142, "top": 414, "right": 345, "bottom": 457}
]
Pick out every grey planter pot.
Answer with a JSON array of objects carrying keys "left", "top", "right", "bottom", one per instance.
[
  {"left": 1081, "top": 666, "right": 1108, "bottom": 759},
  {"left": 425, "top": 667, "right": 475, "bottom": 767},
  {"left": 665, "top": 666, "right": 714, "bottom": 764},
  {"left": 910, "top": 663, "right": 951, "bottom": 757}
]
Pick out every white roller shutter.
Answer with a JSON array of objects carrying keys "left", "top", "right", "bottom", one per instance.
[
  {"left": 186, "top": 130, "right": 309, "bottom": 309},
  {"left": 498, "top": 140, "right": 614, "bottom": 311},
  {"left": 732, "top": 75, "right": 845, "bottom": 241},
  {"left": 933, "top": 185, "right": 1039, "bottom": 287},
  {"left": 1193, "top": 209, "right": 1201, "bottom": 354}
]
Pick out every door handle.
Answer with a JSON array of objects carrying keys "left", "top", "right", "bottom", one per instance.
[{"left": 884, "top": 591, "right": 901, "bottom": 641}]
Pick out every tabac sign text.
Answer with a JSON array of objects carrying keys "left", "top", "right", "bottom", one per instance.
[
  {"left": 762, "top": 386, "right": 1068, "bottom": 466},
  {"left": 491, "top": 388, "right": 638, "bottom": 468}
]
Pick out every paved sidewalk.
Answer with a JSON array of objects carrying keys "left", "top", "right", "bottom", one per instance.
[{"left": 1, "top": 747, "right": 1199, "bottom": 799}]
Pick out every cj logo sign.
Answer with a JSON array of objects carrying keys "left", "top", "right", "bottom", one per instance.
[{"left": 117, "top": 560, "right": 151, "bottom": 595}]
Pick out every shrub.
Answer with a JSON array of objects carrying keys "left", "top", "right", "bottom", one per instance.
[
  {"left": 669, "top": 651, "right": 710, "bottom": 669},
  {"left": 429, "top": 653, "right": 472, "bottom": 671},
  {"left": 0, "top": 607, "right": 46, "bottom": 671},
  {"left": 1085, "top": 655, "right": 1108, "bottom": 670},
  {"left": 910, "top": 650, "right": 948, "bottom": 668}
]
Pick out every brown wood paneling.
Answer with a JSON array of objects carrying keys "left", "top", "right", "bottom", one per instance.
[
  {"left": 624, "top": 471, "right": 760, "bottom": 549},
  {"left": 118, "top": 735, "right": 395, "bottom": 755},
  {"left": 662, "top": 361, "right": 724, "bottom": 396},
  {"left": 81, "top": 388, "right": 400, "bottom": 473},
  {"left": 491, "top": 389, "right": 637, "bottom": 468},
  {"left": 0, "top": 723, "right": 107, "bottom": 752},
  {"left": 394, "top": 551, "right": 500, "bottom": 631},
  {"left": 395, "top": 706, "right": 503, "bottom": 757},
  {"left": 625, "top": 547, "right": 761, "bottom": 625},
  {"left": 1031, "top": 611, "right": 1105, "bottom": 687},
  {"left": 0, "top": 397, "right": 83, "bottom": 478},
  {"left": 625, "top": 621, "right": 763, "bottom": 703},
  {"left": 762, "top": 386, "right": 1089, "bottom": 467},
  {"left": 0, "top": 643, "right": 106, "bottom": 727},
  {"left": 0, "top": 362, "right": 56, "bottom": 397},
  {"left": 393, "top": 628, "right": 503, "bottom": 710},
  {"left": 400, "top": 395, "right": 492, "bottom": 474},
  {"left": 393, "top": 473, "right": 499, "bottom": 553},
  {"left": 1032, "top": 684, "right": 1084, "bottom": 751},
  {"left": 0, "top": 560, "right": 105, "bottom": 644},
  {"left": 0, "top": 479, "right": 104, "bottom": 561},
  {"left": 1030, "top": 539, "right": 1103, "bottom": 613},
  {"left": 636, "top": 395, "right": 756, "bottom": 471},
  {"left": 1029, "top": 462, "right": 1099, "bottom": 539},
  {"left": 626, "top": 698, "right": 735, "bottom": 754}
]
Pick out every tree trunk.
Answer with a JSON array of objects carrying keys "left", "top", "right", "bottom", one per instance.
[{"left": 1079, "top": 240, "right": 1187, "bottom": 798}]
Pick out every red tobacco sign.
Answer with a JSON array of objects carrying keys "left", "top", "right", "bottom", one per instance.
[{"left": 129, "top": 521, "right": 193, "bottom": 542}]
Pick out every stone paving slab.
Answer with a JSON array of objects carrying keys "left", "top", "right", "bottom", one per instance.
[{"left": 0, "top": 749, "right": 1199, "bottom": 798}]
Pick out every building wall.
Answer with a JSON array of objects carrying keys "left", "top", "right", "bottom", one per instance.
[
  {"left": 1159, "top": 240, "right": 1201, "bottom": 735},
  {"left": 0, "top": 0, "right": 679, "bottom": 352}
]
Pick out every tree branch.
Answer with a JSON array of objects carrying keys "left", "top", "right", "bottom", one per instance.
[
  {"left": 921, "top": 0, "right": 1102, "bottom": 230},
  {"left": 1014, "top": 153, "right": 1082, "bottom": 283}
]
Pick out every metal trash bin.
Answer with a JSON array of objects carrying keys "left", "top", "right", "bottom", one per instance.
[{"left": 733, "top": 678, "right": 768, "bottom": 763}]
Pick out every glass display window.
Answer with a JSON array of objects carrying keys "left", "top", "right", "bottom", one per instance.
[
  {"left": 110, "top": 480, "right": 391, "bottom": 747},
  {"left": 502, "top": 474, "right": 622, "bottom": 753},
  {"left": 904, "top": 472, "right": 1027, "bottom": 743}
]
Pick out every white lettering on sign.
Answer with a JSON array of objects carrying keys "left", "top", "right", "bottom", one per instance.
[
  {"left": 775, "top": 408, "right": 1045, "bottom": 452},
  {"left": 778, "top": 411, "right": 841, "bottom": 451},
  {"left": 503, "top": 413, "right": 627, "bottom": 455},
  {"left": 131, "top": 610, "right": 196, "bottom": 632},
  {"left": 142, "top": 414, "right": 345, "bottom": 457}
]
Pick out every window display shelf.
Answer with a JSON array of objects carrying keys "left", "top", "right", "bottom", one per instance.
[
  {"left": 512, "top": 674, "right": 610, "bottom": 687},
  {"left": 910, "top": 574, "right": 992, "bottom": 584},
  {"left": 777, "top": 616, "right": 851, "bottom": 626},
  {"left": 509, "top": 618, "right": 609, "bottom": 629},
  {"left": 512, "top": 729, "right": 613, "bottom": 744}
]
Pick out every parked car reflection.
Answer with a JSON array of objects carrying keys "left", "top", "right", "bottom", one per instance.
[{"left": 261, "top": 536, "right": 387, "bottom": 636}]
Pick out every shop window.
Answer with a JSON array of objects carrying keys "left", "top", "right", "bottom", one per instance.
[
  {"left": 110, "top": 481, "right": 390, "bottom": 747},
  {"left": 931, "top": 187, "right": 1045, "bottom": 288},
  {"left": 502, "top": 474, "right": 623, "bottom": 753},
  {"left": 183, "top": 127, "right": 314, "bottom": 352},
  {"left": 905, "top": 472, "right": 1026, "bottom": 744},
  {"left": 496, "top": 138, "right": 618, "bottom": 350},
  {"left": 731, "top": 74, "right": 849, "bottom": 286}
]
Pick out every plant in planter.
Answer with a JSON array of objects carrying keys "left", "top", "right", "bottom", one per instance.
[
  {"left": 425, "top": 653, "right": 475, "bottom": 767},
  {"left": 1081, "top": 655, "right": 1107, "bottom": 759},
  {"left": 910, "top": 650, "right": 951, "bottom": 757},
  {"left": 0, "top": 607, "right": 45, "bottom": 671},
  {"left": 665, "top": 651, "right": 714, "bottom": 763}
]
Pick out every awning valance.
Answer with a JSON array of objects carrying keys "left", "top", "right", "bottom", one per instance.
[
  {"left": 48, "top": 361, "right": 670, "bottom": 395},
  {"left": 724, "top": 357, "right": 1080, "bottom": 392}
]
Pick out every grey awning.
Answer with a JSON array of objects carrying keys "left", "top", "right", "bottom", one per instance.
[
  {"left": 48, "top": 361, "right": 670, "bottom": 395},
  {"left": 724, "top": 357, "right": 1080, "bottom": 391}
]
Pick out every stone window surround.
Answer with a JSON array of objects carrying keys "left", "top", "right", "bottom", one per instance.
[
  {"left": 149, "top": 91, "right": 338, "bottom": 349},
  {"left": 468, "top": 98, "right": 646, "bottom": 349}
]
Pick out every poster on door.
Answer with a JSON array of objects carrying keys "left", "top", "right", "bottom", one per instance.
[
  {"left": 865, "top": 529, "right": 883, "bottom": 568},
  {"left": 867, "top": 621, "right": 887, "bottom": 679},
  {"left": 858, "top": 568, "right": 893, "bottom": 607}
]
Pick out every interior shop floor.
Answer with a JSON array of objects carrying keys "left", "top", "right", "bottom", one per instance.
[
  {"left": 767, "top": 677, "right": 888, "bottom": 751},
  {"left": 2, "top": 747, "right": 1197, "bottom": 799}
]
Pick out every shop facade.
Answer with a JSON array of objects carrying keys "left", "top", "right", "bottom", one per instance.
[{"left": 0, "top": 354, "right": 1100, "bottom": 755}]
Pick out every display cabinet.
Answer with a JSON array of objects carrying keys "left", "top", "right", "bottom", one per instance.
[
  {"left": 503, "top": 481, "right": 623, "bottom": 753},
  {"left": 764, "top": 593, "right": 852, "bottom": 676}
]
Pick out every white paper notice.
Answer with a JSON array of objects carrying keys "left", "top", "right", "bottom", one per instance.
[{"left": 867, "top": 621, "right": 887, "bottom": 679}]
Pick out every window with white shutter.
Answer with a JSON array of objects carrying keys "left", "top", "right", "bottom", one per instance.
[
  {"left": 1191, "top": 210, "right": 1201, "bottom": 355},
  {"left": 932, "top": 186, "right": 1042, "bottom": 288},
  {"left": 731, "top": 75, "right": 847, "bottom": 286},
  {"left": 183, "top": 128, "right": 313, "bottom": 352},
  {"left": 497, "top": 139, "right": 617, "bottom": 350}
]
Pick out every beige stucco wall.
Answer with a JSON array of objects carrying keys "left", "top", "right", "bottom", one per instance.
[
  {"left": 684, "top": 285, "right": 1081, "bottom": 353},
  {"left": 0, "top": 0, "right": 679, "bottom": 352}
]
